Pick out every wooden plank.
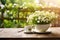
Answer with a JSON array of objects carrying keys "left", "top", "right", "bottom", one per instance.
[{"left": 0, "top": 27, "right": 60, "bottom": 38}]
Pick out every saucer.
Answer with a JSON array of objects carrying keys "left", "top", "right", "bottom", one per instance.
[{"left": 24, "top": 31, "right": 51, "bottom": 34}]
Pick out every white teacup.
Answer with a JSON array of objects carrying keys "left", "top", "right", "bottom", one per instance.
[{"left": 24, "top": 25, "right": 33, "bottom": 32}]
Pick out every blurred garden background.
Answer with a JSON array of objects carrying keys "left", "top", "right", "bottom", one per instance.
[{"left": 0, "top": 0, "right": 60, "bottom": 28}]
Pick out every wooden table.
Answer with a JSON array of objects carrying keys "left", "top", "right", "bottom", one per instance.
[{"left": 0, "top": 27, "right": 60, "bottom": 40}]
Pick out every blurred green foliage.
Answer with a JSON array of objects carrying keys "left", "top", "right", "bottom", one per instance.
[
  {"left": 4, "top": 20, "right": 18, "bottom": 28},
  {"left": 0, "top": 0, "right": 45, "bottom": 28}
]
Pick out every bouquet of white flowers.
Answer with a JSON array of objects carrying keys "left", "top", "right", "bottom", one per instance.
[{"left": 27, "top": 11, "right": 58, "bottom": 25}]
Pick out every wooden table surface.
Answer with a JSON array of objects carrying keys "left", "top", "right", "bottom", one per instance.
[{"left": 0, "top": 27, "right": 60, "bottom": 38}]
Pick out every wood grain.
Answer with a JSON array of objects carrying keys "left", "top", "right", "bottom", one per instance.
[{"left": 0, "top": 27, "right": 60, "bottom": 38}]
